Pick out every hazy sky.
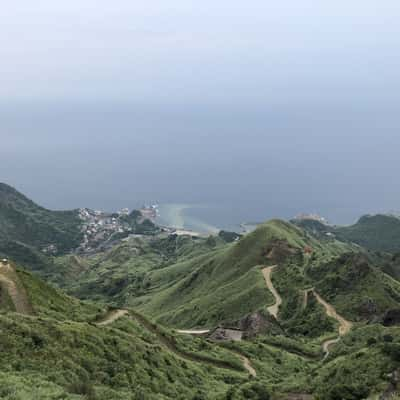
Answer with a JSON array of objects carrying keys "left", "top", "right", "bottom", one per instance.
[{"left": 1, "top": 1, "right": 400, "bottom": 225}]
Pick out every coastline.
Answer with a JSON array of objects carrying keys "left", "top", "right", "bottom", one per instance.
[{"left": 156, "top": 204, "right": 220, "bottom": 235}]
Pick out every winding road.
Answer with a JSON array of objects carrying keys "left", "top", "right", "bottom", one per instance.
[
  {"left": 177, "top": 329, "right": 255, "bottom": 376},
  {"left": 262, "top": 265, "right": 281, "bottom": 319},
  {"left": 261, "top": 264, "right": 353, "bottom": 359},
  {"left": 303, "top": 288, "right": 353, "bottom": 358},
  {"left": 96, "top": 308, "right": 256, "bottom": 376},
  {"left": 96, "top": 263, "right": 353, "bottom": 378}
]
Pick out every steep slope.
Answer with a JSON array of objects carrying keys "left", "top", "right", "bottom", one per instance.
[
  {"left": 3, "top": 225, "right": 400, "bottom": 398},
  {"left": 294, "top": 214, "right": 400, "bottom": 253},
  {"left": 308, "top": 253, "right": 400, "bottom": 321},
  {"left": 0, "top": 183, "right": 83, "bottom": 258},
  {"left": 380, "top": 252, "right": 400, "bottom": 281},
  {"left": 64, "top": 234, "right": 227, "bottom": 302},
  {"left": 0, "top": 264, "right": 256, "bottom": 400},
  {"left": 129, "top": 220, "right": 352, "bottom": 328},
  {"left": 291, "top": 218, "right": 332, "bottom": 239},
  {"left": 0, "top": 184, "right": 160, "bottom": 275},
  {"left": 262, "top": 265, "right": 281, "bottom": 318},
  {"left": 0, "top": 260, "right": 33, "bottom": 314},
  {"left": 334, "top": 214, "right": 400, "bottom": 253}
]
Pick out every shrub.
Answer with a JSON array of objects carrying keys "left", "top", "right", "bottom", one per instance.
[{"left": 324, "top": 384, "right": 369, "bottom": 400}]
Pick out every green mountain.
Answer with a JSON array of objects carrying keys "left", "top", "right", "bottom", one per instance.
[
  {"left": 334, "top": 214, "right": 400, "bottom": 253},
  {"left": 132, "top": 220, "right": 355, "bottom": 328},
  {"left": 0, "top": 183, "right": 159, "bottom": 274},
  {"left": 0, "top": 183, "right": 83, "bottom": 264},
  {"left": 2, "top": 184, "right": 400, "bottom": 398},
  {"left": 294, "top": 214, "right": 400, "bottom": 253},
  {"left": 0, "top": 261, "right": 257, "bottom": 400},
  {"left": 63, "top": 220, "right": 355, "bottom": 328},
  {"left": 3, "top": 255, "right": 400, "bottom": 400}
]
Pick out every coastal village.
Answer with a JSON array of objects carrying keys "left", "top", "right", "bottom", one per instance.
[
  {"left": 42, "top": 205, "right": 333, "bottom": 256},
  {"left": 76, "top": 205, "right": 159, "bottom": 253},
  {"left": 74, "top": 203, "right": 213, "bottom": 254}
]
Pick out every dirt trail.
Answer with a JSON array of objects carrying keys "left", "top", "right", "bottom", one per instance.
[
  {"left": 262, "top": 265, "right": 281, "bottom": 319},
  {"left": 312, "top": 291, "right": 352, "bottom": 336},
  {"left": 240, "top": 355, "right": 257, "bottom": 377},
  {"left": 0, "top": 262, "right": 33, "bottom": 315},
  {"left": 177, "top": 329, "right": 255, "bottom": 375},
  {"left": 303, "top": 289, "right": 353, "bottom": 358},
  {"left": 98, "top": 309, "right": 256, "bottom": 376},
  {"left": 95, "top": 309, "right": 129, "bottom": 326}
]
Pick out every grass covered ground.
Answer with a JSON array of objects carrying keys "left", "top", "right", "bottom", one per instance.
[
  {"left": 4, "top": 217, "right": 400, "bottom": 399},
  {"left": 0, "top": 268, "right": 256, "bottom": 400}
]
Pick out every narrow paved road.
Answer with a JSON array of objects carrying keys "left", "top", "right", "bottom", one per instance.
[
  {"left": 262, "top": 265, "right": 281, "bottom": 319},
  {"left": 176, "top": 329, "right": 210, "bottom": 335}
]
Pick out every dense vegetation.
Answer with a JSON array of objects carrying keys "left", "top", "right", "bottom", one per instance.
[
  {"left": 335, "top": 214, "right": 400, "bottom": 252},
  {"left": 0, "top": 183, "right": 83, "bottom": 260},
  {"left": 66, "top": 220, "right": 353, "bottom": 328},
  {"left": 295, "top": 214, "right": 400, "bottom": 253},
  {"left": 0, "top": 268, "right": 254, "bottom": 400},
  {"left": 2, "top": 184, "right": 400, "bottom": 398}
]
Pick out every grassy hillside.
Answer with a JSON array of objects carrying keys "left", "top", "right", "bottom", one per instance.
[
  {"left": 308, "top": 253, "right": 400, "bottom": 321},
  {"left": 125, "top": 220, "right": 352, "bottom": 328},
  {"left": 294, "top": 214, "right": 400, "bottom": 253},
  {"left": 2, "top": 294, "right": 400, "bottom": 399},
  {"left": 0, "top": 183, "right": 83, "bottom": 259},
  {"left": 0, "top": 265, "right": 259, "bottom": 400},
  {"left": 62, "top": 234, "right": 226, "bottom": 302},
  {"left": 2, "top": 225, "right": 400, "bottom": 398},
  {"left": 54, "top": 220, "right": 355, "bottom": 329},
  {"left": 55, "top": 218, "right": 400, "bottom": 328},
  {"left": 334, "top": 214, "right": 400, "bottom": 253},
  {"left": 4, "top": 265, "right": 400, "bottom": 400}
]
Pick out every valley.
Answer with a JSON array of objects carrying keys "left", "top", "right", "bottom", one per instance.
[{"left": 1, "top": 184, "right": 400, "bottom": 399}]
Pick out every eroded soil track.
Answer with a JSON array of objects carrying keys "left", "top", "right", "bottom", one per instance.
[
  {"left": 0, "top": 262, "right": 33, "bottom": 315},
  {"left": 96, "top": 309, "right": 129, "bottom": 326},
  {"left": 97, "top": 309, "right": 256, "bottom": 376},
  {"left": 260, "top": 265, "right": 353, "bottom": 359},
  {"left": 262, "top": 265, "right": 281, "bottom": 319},
  {"left": 303, "top": 288, "right": 353, "bottom": 358}
]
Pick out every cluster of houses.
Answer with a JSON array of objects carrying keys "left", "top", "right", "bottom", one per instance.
[
  {"left": 76, "top": 205, "right": 160, "bottom": 253},
  {"left": 77, "top": 208, "right": 132, "bottom": 252}
]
